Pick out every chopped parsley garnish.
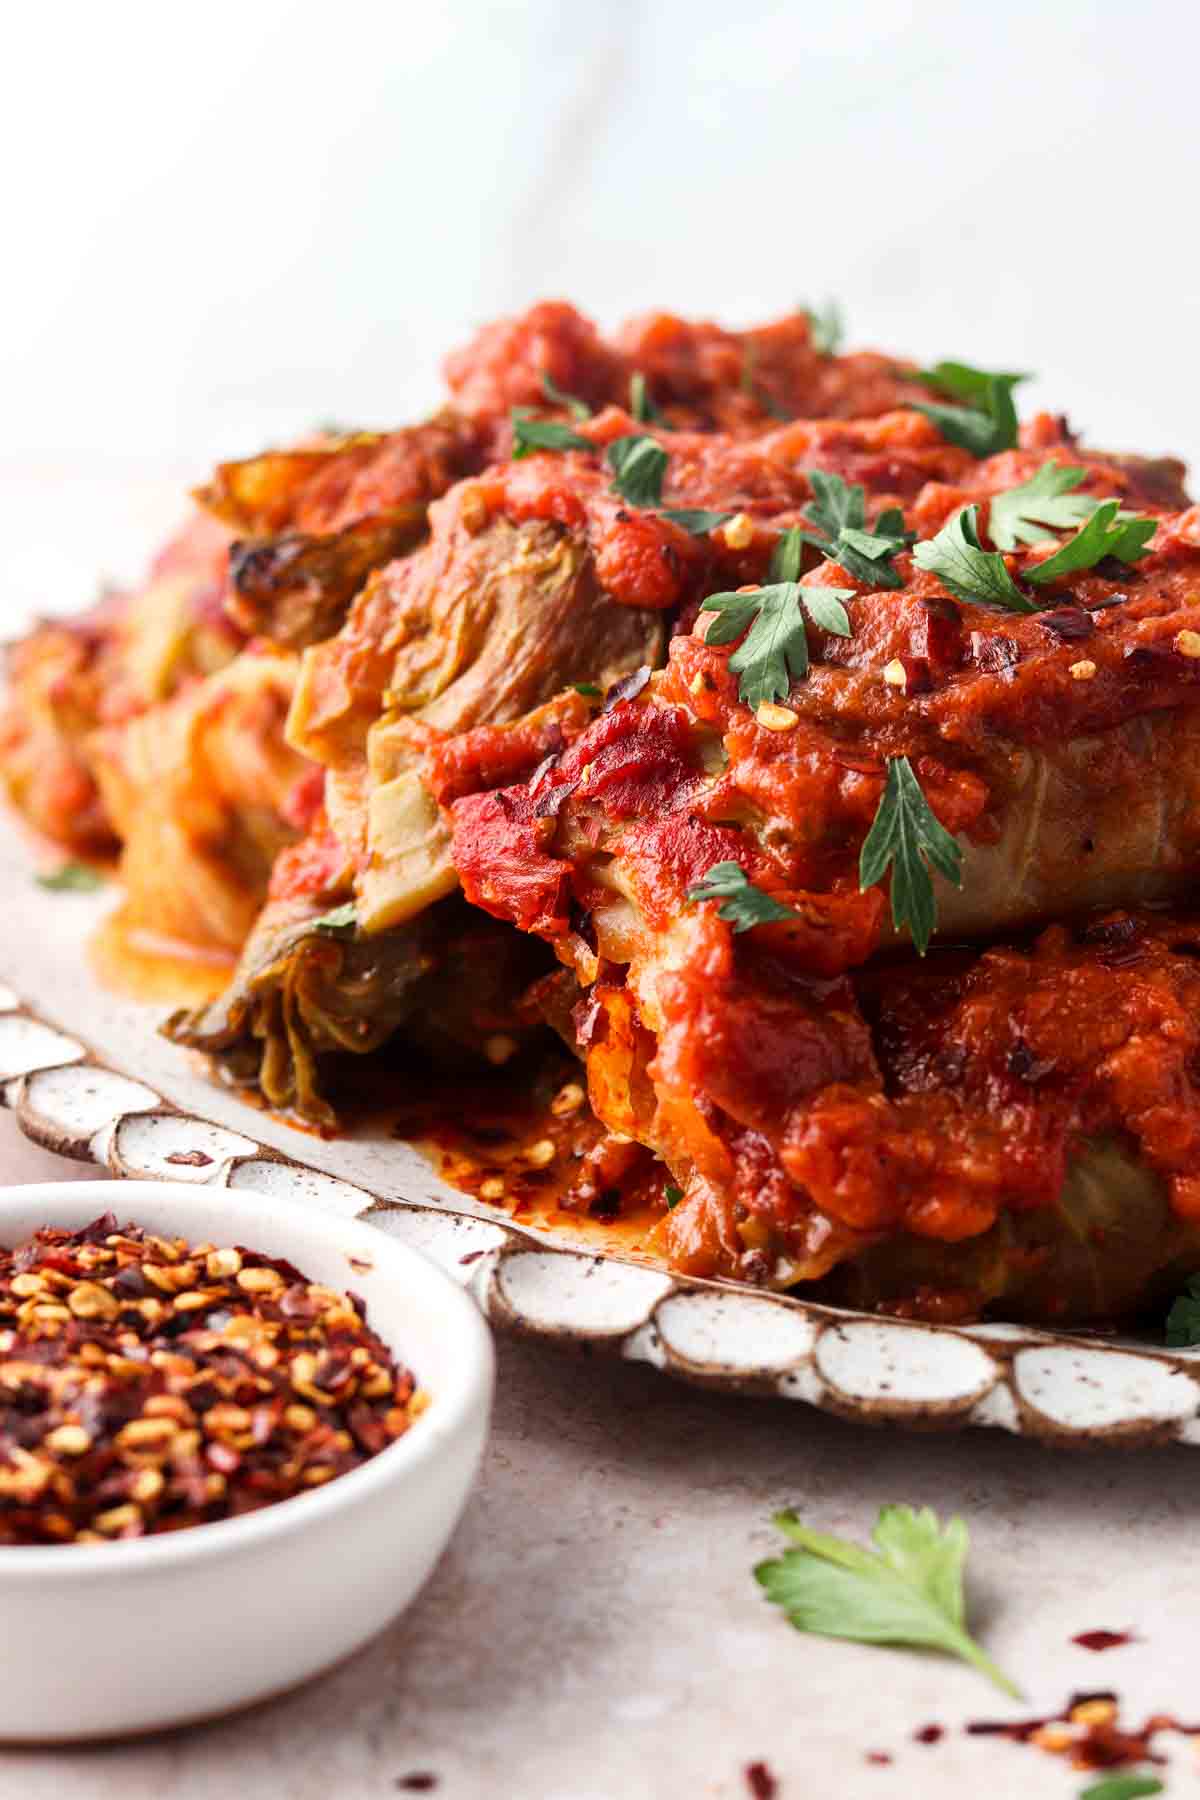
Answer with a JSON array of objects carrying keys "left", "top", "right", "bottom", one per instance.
[
  {"left": 664, "top": 1184, "right": 683, "bottom": 1208},
  {"left": 914, "top": 360, "right": 1026, "bottom": 456},
  {"left": 1079, "top": 1778, "right": 1164, "bottom": 1800},
  {"left": 607, "top": 433, "right": 668, "bottom": 507},
  {"left": 35, "top": 862, "right": 105, "bottom": 893},
  {"left": 659, "top": 508, "right": 736, "bottom": 535},
  {"left": 755, "top": 1505, "right": 1019, "bottom": 1698},
  {"left": 803, "top": 300, "right": 843, "bottom": 357},
  {"left": 988, "top": 463, "right": 1101, "bottom": 551},
  {"left": 629, "top": 371, "right": 663, "bottom": 423},
  {"left": 859, "top": 756, "right": 963, "bottom": 955},
  {"left": 511, "top": 409, "right": 593, "bottom": 459},
  {"left": 1024, "top": 499, "right": 1155, "bottom": 584},
  {"left": 913, "top": 505, "right": 1034, "bottom": 611},
  {"left": 703, "top": 575, "right": 853, "bottom": 708},
  {"left": 800, "top": 469, "right": 913, "bottom": 589},
  {"left": 310, "top": 902, "right": 358, "bottom": 935},
  {"left": 686, "top": 862, "right": 795, "bottom": 933},
  {"left": 1166, "top": 1274, "right": 1200, "bottom": 1346},
  {"left": 572, "top": 682, "right": 602, "bottom": 699},
  {"left": 915, "top": 496, "right": 1155, "bottom": 611},
  {"left": 538, "top": 372, "right": 591, "bottom": 419}
]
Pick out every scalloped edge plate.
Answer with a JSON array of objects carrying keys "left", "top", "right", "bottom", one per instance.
[{"left": 2, "top": 838, "right": 1199, "bottom": 1447}]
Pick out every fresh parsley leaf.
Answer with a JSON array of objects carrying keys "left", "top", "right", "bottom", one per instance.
[
  {"left": 770, "top": 527, "right": 805, "bottom": 583},
  {"left": 801, "top": 469, "right": 913, "bottom": 589},
  {"left": 1079, "top": 1778, "right": 1164, "bottom": 1800},
  {"left": 310, "top": 902, "right": 357, "bottom": 935},
  {"left": 629, "top": 371, "right": 663, "bottom": 423},
  {"left": 572, "top": 682, "right": 602, "bottom": 699},
  {"left": 664, "top": 1183, "right": 683, "bottom": 1208},
  {"left": 35, "top": 862, "right": 105, "bottom": 892},
  {"left": 703, "top": 580, "right": 853, "bottom": 707},
  {"left": 803, "top": 300, "right": 843, "bottom": 357},
  {"left": 988, "top": 464, "right": 1100, "bottom": 551},
  {"left": 607, "top": 434, "right": 668, "bottom": 507},
  {"left": 914, "top": 362, "right": 1026, "bottom": 457},
  {"left": 859, "top": 756, "right": 963, "bottom": 955},
  {"left": 756, "top": 1505, "right": 1019, "bottom": 1698},
  {"left": 539, "top": 371, "right": 591, "bottom": 419},
  {"left": 658, "top": 508, "right": 736, "bottom": 535},
  {"left": 913, "top": 505, "right": 1034, "bottom": 612},
  {"left": 1165, "top": 1274, "right": 1200, "bottom": 1346},
  {"left": 1025, "top": 499, "right": 1156, "bottom": 585},
  {"left": 686, "top": 861, "right": 795, "bottom": 932},
  {"left": 511, "top": 409, "right": 593, "bottom": 459}
]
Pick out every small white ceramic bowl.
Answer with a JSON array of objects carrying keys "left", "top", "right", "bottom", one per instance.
[{"left": 0, "top": 1180, "right": 494, "bottom": 1742}]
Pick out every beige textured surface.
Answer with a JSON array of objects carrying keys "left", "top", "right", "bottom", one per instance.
[{"left": 1, "top": 1117, "right": 1198, "bottom": 1798}]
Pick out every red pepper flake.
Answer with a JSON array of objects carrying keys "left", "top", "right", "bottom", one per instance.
[
  {"left": 864, "top": 1751, "right": 892, "bottom": 1766},
  {"left": 743, "top": 1762, "right": 778, "bottom": 1799},
  {"left": 1073, "top": 1630, "right": 1135, "bottom": 1652},
  {"left": 165, "top": 1151, "right": 214, "bottom": 1167},
  {"left": 965, "top": 1690, "right": 1173, "bottom": 1772},
  {"left": 0, "top": 1214, "right": 427, "bottom": 1544},
  {"left": 914, "top": 1724, "right": 944, "bottom": 1745},
  {"left": 395, "top": 1776, "right": 438, "bottom": 1793}
]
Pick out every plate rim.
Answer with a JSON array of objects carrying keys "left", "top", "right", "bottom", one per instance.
[{"left": 0, "top": 980, "right": 1197, "bottom": 1448}]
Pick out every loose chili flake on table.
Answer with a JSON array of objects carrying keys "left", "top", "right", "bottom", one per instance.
[{"left": 0, "top": 1213, "right": 426, "bottom": 1545}]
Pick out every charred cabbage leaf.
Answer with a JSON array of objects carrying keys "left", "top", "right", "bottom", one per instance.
[
  {"left": 227, "top": 508, "right": 429, "bottom": 648},
  {"left": 165, "top": 894, "right": 551, "bottom": 1127}
]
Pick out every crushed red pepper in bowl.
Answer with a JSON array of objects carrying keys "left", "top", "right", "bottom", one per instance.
[{"left": 0, "top": 1212, "right": 427, "bottom": 1545}]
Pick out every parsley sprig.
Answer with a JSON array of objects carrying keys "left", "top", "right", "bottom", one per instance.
[
  {"left": 1080, "top": 1779, "right": 1164, "bottom": 1800},
  {"left": 801, "top": 469, "right": 913, "bottom": 589},
  {"left": 539, "top": 372, "right": 591, "bottom": 419},
  {"left": 756, "top": 1505, "right": 1019, "bottom": 1698},
  {"left": 859, "top": 756, "right": 963, "bottom": 954},
  {"left": 703, "top": 572, "right": 853, "bottom": 707},
  {"left": 915, "top": 495, "right": 1155, "bottom": 612},
  {"left": 988, "top": 463, "right": 1100, "bottom": 551},
  {"left": 1024, "top": 499, "right": 1155, "bottom": 583},
  {"left": 511, "top": 409, "right": 592, "bottom": 459},
  {"left": 35, "top": 862, "right": 105, "bottom": 893},
  {"left": 914, "top": 360, "right": 1025, "bottom": 456},
  {"left": 913, "top": 505, "right": 1034, "bottom": 611},
  {"left": 607, "top": 434, "right": 669, "bottom": 507},
  {"left": 686, "top": 862, "right": 795, "bottom": 932},
  {"left": 629, "top": 371, "right": 663, "bottom": 423},
  {"left": 803, "top": 300, "right": 843, "bottom": 357}
]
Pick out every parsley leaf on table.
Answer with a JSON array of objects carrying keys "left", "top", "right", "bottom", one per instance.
[
  {"left": 607, "top": 434, "right": 669, "bottom": 507},
  {"left": 703, "top": 574, "right": 853, "bottom": 707},
  {"left": 801, "top": 469, "right": 913, "bottom": 589},
  {"left": 859, "top": 756, "right": 964, "bottom": 955},
  {"left": 511, "top": 410, "right": 593, "bottom": 458},
  {"left": 803, "top": 300, "right": 844, "bottom": 357},
  {"left": 686, "top": 861, "right": 795, "bottom": 932},
  {"left": 35, "top": 862, "right": 105, "bottom": 892},
  {"left": 914, "top": 360, "right": 1026, "bottom": 456},
  {"left": 538, "top": 372, "right": 591, "bottom": 420},
  {"left": 755, "top": 1505, "right": 1019, "bottom": 1697},
  {"left": 629, "top": 371, "right": 663, "bottom": 423},
  {"left": 1165, "top": 1274, "right": 1200, "bottom": 1346},
  {"left": 310, "top": 902, "right": 358, "bottom": 935},
  {"left": 913, "top": 505, "right": 1034, "bottom": 612},
  {"left": 988, "top": 463, "right": 1101, "bottom": 551},
  {"left": 1078, "top": 1778, "right": 1164, "bottom": 1800},
  {"left": 1025, "top": 499, "right": 1156, "bottom": 585},
  {"left": 658, "top": 508, "right": 736, "bottom": 535}
]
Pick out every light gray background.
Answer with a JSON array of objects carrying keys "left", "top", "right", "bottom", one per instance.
[
  {"left": 3, "top": 0, "right": 1198, "bottom": 621},
  {"left": 2, "top": 4, "right": 1199, "bottom": 1793}
]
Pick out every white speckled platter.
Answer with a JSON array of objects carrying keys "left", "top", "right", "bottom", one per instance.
[{"left": 3, "top": 824, "right": 1199, "bottom": 1447}]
